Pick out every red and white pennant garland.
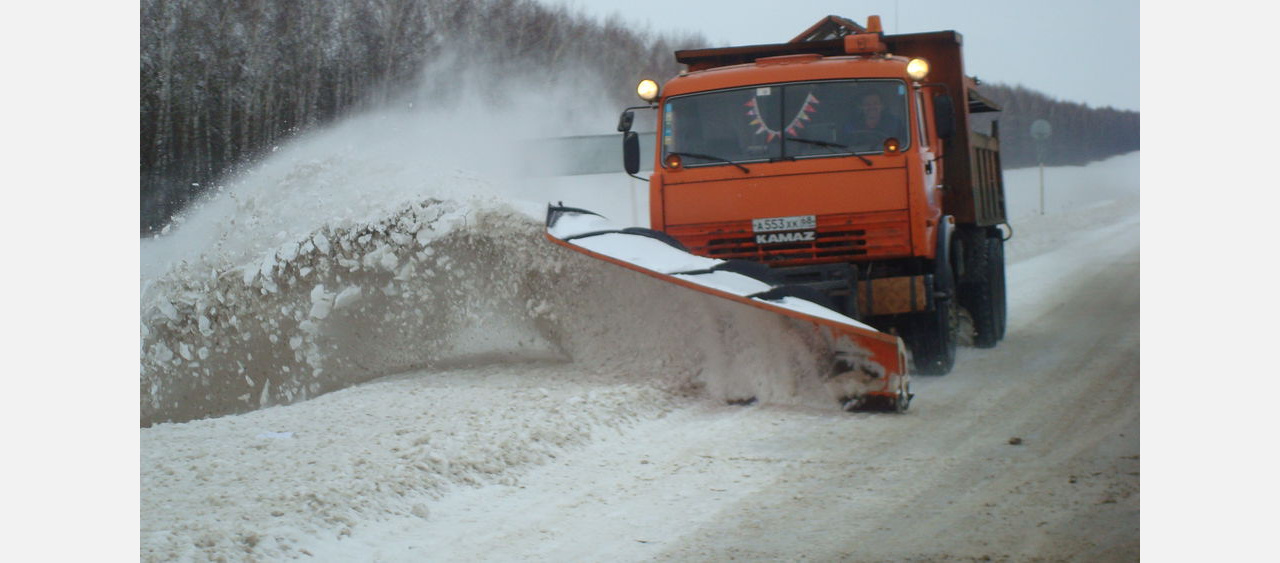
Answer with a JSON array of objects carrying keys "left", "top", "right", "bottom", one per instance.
[{"left": 745, "top": 93, "right": 820, "bottom": 142}]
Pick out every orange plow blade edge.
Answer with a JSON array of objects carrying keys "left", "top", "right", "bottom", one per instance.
[{"left": 545, "top": 205, "right": 911, "bottom": 412}]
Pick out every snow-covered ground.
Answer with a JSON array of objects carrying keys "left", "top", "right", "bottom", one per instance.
[{"left": 140, "top": 98, "right": 1140, "bottom": 560}]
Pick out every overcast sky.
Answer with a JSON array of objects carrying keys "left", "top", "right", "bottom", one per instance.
[{"left": 548, "top": 0, "right": 1139, "bottom": 111}]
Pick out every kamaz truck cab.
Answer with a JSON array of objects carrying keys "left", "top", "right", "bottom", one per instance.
[{"left": 618, "top": 15, "right": 1008, "bottom": 374}]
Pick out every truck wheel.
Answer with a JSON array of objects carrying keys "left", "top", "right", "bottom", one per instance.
[
  {"left": 993, "top": 234, "right": 1007, "bottom": 339},
  {"left": 908, "top": 292, "right": 958, "bottom": 375},
  {"left": 907, "top": 224, "right": 959, "bottom": 375},
  {"left": 963, "top": 231, "right": 1006, "bottom": 348}
]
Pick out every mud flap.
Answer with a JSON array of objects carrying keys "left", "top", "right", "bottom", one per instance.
[{"left": 545, "top": 204, "right": 910, "bottom": 412}]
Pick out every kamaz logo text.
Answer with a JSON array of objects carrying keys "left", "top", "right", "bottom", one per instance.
[{"left": 755, "top": 231, "right": 816, "bottom": 244}]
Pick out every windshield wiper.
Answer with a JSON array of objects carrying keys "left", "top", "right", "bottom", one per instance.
[
  {"left": 785, "top": 137, "right": 873, "bottom": 165},
  {"left": 669, "top": 151, "right": 750, "bottom": 173}
]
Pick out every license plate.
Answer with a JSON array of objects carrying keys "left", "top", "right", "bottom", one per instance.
[{"left": 752, "top": 215, "right": 816, "bottom": 233}]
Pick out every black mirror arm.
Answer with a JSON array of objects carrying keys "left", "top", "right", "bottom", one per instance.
[{"left": 618, "top": 105, "right": 657, "bottom": 132}]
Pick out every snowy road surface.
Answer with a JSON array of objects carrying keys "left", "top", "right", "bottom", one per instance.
[
  {"left": 141, "top": 150, "right": 1139, "bottom": 561},
  {"left": 305, "top": 209, "right": 1140, "bottom": 562}
]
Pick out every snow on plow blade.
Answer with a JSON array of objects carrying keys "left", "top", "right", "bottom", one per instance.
[{"left": 545, "top": 205, "right": 911, "bottom": 412}]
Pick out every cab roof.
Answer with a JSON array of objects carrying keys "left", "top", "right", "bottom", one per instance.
[{"left": 663, "top": 55, "right": 913, "bottom": 98}]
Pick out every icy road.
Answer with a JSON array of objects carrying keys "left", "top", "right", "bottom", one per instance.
[{"left": 141, "top": 147, "right": 1138, "bottom": 561}]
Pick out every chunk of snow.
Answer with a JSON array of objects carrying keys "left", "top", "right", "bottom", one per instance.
[
  {"left": 276, "top": 241, "right": 299, "bottom": 263},
  {"left": 156, "top": 299, "right": 179, "bottom": 321},
  {"left": 310, "top": 284, "right": 329, "bottom": 303},
  {"left": 390, "top": 231, "right": 413, "bottom": 246},
  {"left": 309, "top": 285, "right": 335, "bottom": 319},
  {"left": 334, "top": 286, "right": 363, "bottom": 310},
  {"left": 379, "top": 250, "right": 399, "bottom": 271},
  {"left": 152, "top": 342, "right": 174, "bottom": 363},
  {"left": 258, "top": 253, "right": 277, "bottom": 280},
  {"left": 313, "top": 234, "right": 331, "bottom": 255}
]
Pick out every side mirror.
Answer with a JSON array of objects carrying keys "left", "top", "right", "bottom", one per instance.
[
  {"left": 623, "top": 131, "right": 640, "bottom": 175},
  {"left": 617, "top": 110, "right": 635, "bottom": 133},
  {"left": 933, "top": 94, "right": 956, "bottom": 140}
]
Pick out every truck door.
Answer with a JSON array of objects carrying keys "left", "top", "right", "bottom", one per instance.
[{"left": 915, "top": 89, "right": 942, "bottom": 207}]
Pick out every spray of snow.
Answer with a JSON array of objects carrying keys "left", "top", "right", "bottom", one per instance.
[{"left": 140, "top": 55, "right": 844, "bottom": 427}]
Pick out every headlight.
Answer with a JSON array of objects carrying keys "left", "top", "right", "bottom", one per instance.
[
  {"left": 637, "top": 79, "right": 660, "bottom": 103},
  {"left": 906, "top": 58, "right": 929, "bottom": 81}
]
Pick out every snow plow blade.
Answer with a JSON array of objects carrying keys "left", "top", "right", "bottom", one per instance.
[{"left": 545, "top": 205, "right": 911, "bottom": 412}]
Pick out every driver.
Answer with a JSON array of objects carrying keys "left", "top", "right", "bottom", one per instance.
[{"left": 844, "top": 91, "right": 903, "bottom": 146}]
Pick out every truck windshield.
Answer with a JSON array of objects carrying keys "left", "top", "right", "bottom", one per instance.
[{"left": 661, "top": 80, "right": 910, "bottom": 168}]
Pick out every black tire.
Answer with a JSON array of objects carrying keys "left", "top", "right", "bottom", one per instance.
[
  {"left": 620, "top": 227, "right": 688, "bottom": 251},
  {"left": 904, "top": 223, "right": 959, "bottom": 376},
  {"left": 907, "top": 290, "right": 958, "bottom": 375},
  {"left": 993, "top": 235, "right": 1007, "bottom": 340},
  {"left": 961, "top": 230, "right": 1006, "bottom": 348}
]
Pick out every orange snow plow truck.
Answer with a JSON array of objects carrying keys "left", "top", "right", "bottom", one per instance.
[{"left": 547, "top": 15, "right": 1007, "bottom": 410}]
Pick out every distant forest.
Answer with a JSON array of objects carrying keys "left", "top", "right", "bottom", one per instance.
[
  {"left": 970, "top": 83, "right": 1139, "bottom": 169},
  {"left": 141, "top": 0, "right": 1139, "bottom": 234}
]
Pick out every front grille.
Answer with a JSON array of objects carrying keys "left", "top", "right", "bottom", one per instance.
[{"left": 669, "top": 210, "right": 911, "bottom": 266}]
